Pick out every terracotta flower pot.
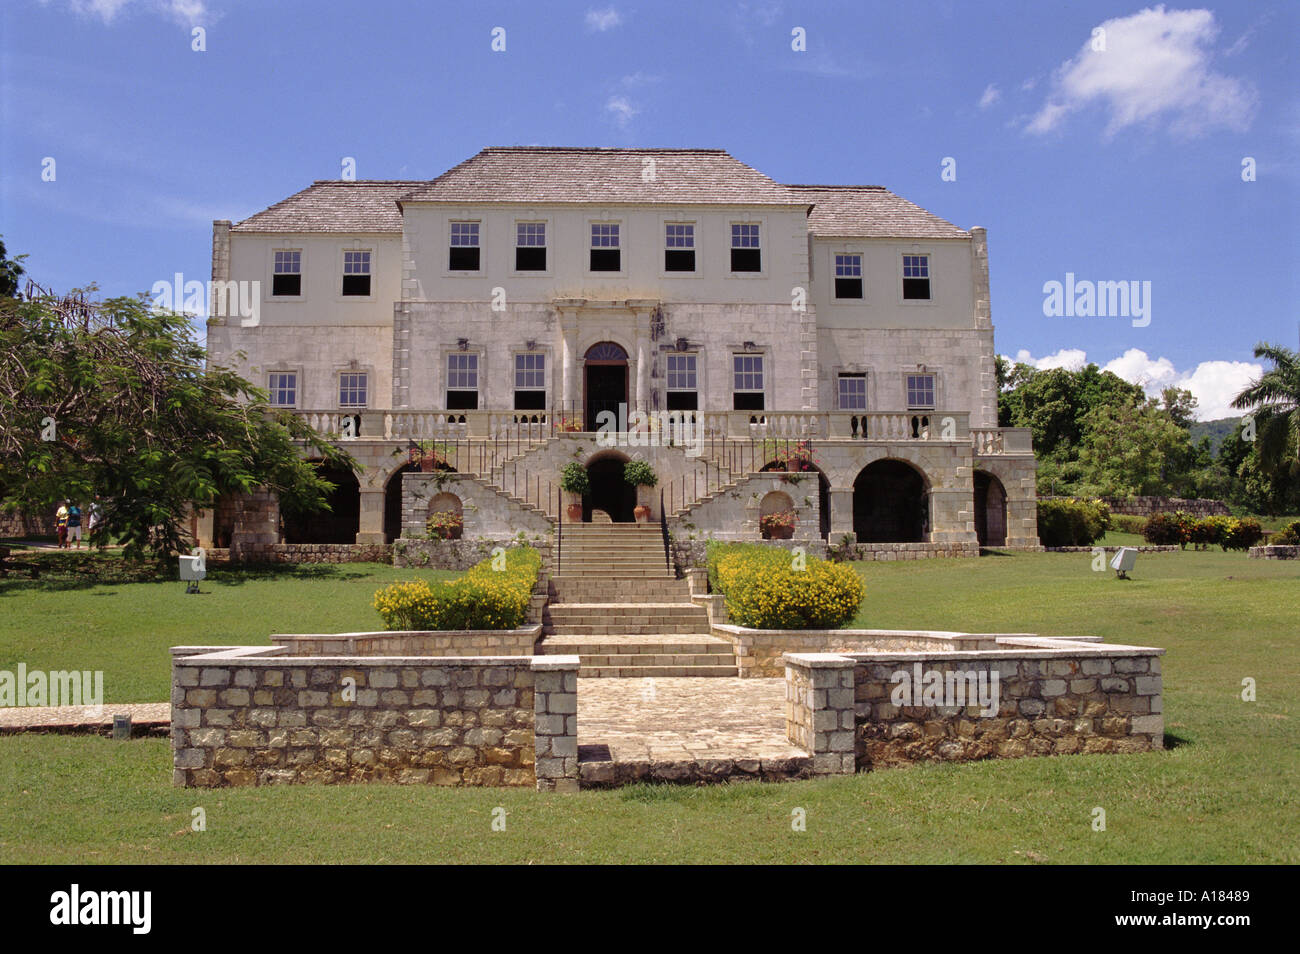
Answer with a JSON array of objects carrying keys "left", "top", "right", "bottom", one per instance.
[
  {"left": 419, "top": 453, "right": 435, "bottom": 473},
  {"left": 634, "top": 505, "right": 652, "bottom": 523},
  {"left": 566, "top": 503, "right": 583, "bottom": 521},
  {"left": 769, "top": 525, "right": 794, "bottom": 540}
]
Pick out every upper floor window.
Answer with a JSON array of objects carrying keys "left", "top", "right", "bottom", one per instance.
[
  {"left": 342, "top": 250, "right": 371, "bottom": 296},
  {"left": 449, "top": 222, "right": 480, "bottom": 271},
  {"left": 272, "top": 250, "right": 301, "bottom": 296},
  {"left": 902, "top": 254, "right": 931, "bottom": 300},
  {"left": 733, "top": 353, "right": 764, "bottom": 410},
  {"left": 590, "top": 223, "right": 620, "bottom": 271},
  {"left": 514, "top": 352, "right": 546, "bottom": 410},
  {"left": 515, "top": 222, "right": 547, "bottom": 271},
  {"left": 907, "top": 373, "right": 935, "bottom": 409},
  {"left": 666, "top": 353, "right": 698, "bottom": 411},
  {"left": 834, "top": 254, "right": 863, "bottom": 299},
  {"left": 339, "top": 371, "right": 368, "bottom": 408},
  {"left": 665, "top": 223, "right": 695, "bottom": 272},
  {"left": 446, "top": 353, "right": 479, "bottom": 409},
  {"left": 838, "top": 373, "right": 866, "bottom": 410},
  {"left": 268, "top": 371, "right": 297, "bottom": 407},
  {"left": 730, "top": 224, "right": 761, "bottom": 272}
]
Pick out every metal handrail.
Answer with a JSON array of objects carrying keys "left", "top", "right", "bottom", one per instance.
[
  {"left": 556, "top": 486, "right": 563, "bottom": 576},
  {"left": 659, "top": 488, "right": 671, "bottom": 574}
]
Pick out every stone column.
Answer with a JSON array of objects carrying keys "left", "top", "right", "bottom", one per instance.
[
  {"left": 634, "top": 309, "right": 650, "bottom": 413},
  {"left": 784, "top": 653, "right": 856, "bottom": 776},
  {"left": 532, "top": 655, "right": 580, "bottom": 792},
  {"left": 827, "top": 488, "right": 855, "bottom": 544},
  {"left": 356, "top": 489, "right": 385, "bottom": 545},
  {"left": 560, "top": 311, "right": 578, "bottom": 416}
]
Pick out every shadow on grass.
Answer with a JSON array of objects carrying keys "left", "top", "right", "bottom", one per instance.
[
  {"left": 978, "top": 548, "right": 1015, "bottom": 558},
  {"left": 618, "top": 780, "right": 779, "bottom": 804},
  {"left": 0, "top": 555, "right": 378, "bottom": 594},
  {"left": 1163, "top": 732, "right": 1193, "bottom": 750}
]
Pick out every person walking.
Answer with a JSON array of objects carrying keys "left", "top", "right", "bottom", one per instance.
[
  {"left": 55, "top": 501, "right": 69, "bottom": 549},
  {"left": 86, "top": 499, "right": 101, "bottom": 544},
  {"left": 66, "top": 502, "right": 83, "bottom": 549}
]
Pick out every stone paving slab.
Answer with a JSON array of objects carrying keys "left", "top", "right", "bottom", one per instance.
[
  {"left": 0, "top": 702, "right": 169, "bottom": 734},
  {"left": 576, "top": 677, "right": 812, "bottom": 786}
]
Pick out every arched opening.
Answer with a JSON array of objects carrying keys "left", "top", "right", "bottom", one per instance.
[
  {"left": 282, "top": 461, "right": 361, "bottom": 544},
  {"left": 426, "top": 492, "right": 464, "bottom": 540},
  {"left": 383, "top": 463, "right": 417, "bottom": 543},
  {"left": 584, "top": 453, "right": 636, "bottom": 523},
  {"left": 974, "top": 471, "right": 1007, "bottom": 547},
  {"left": 583, "top": 341, "right": 629, "bottom": 431},
  {"left": 853, "top": 459, "right": 929, "bottom": 543},
  {"left": 759, "top": 491, "right": 795, "bottom": 539}
]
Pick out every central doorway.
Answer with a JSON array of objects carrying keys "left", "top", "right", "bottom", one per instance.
[
  {"left": 584, "top": 341, "right": 629, "bottom": 430},
  {"left": 584, "top": 455, "right": 636, "bottom": 522}
]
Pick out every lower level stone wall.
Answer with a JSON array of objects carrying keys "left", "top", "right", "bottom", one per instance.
[
  {"left": 716, "top": 625, "right": 999, "bottom": 678},
  {"left": 273, "top": 628, "right": 541, "bottom": 657},
  {"left": 828, "top": 542, "right": 979, "bottom": 561},
  {"left": 1249, "top": 545, "right": 1300, "bottom": 560},
  {"left": 170, "top": 646, "right": 580, "bottom": 790},
  {"left": 392, "top": 536, "right": 551, "bottom": 570},
  {"left": 205, "top": 543, "right": 392, "bottom": 564},
  {"left": 1099, "top": 496, "right": 1230, "bottom": 518}
]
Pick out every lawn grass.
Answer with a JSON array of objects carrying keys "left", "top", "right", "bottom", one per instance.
[{"left": 0, "top": 547, "right": 1296, "bottom": 864}]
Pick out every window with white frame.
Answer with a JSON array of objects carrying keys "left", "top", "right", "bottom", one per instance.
[
  {"left": 338, "top": 371, "right": 368, "bottom": 408},
  {"left": 515, "top": 222, "right": 546, "bottom": 271},
  {"left": 513, "top": 352, "right": 546, "bottom": 410},
  {"left": 449, "top": 222, "right": 480, "bottom": 271},
  {"left": 666, "top": 353, "right": 698, "bottom": 411},
  {"left": 834, "top": 253, "right": 863, "bottom": 299},
  {"left": 838, "top": 373, "right": 867, "bottom": 410},
  {"left": 590, "top": 223, "right": 620, "bottom": 271},
  {"left": 268, "top": 371, "right": 297, "bottom": 407},
  {"left": 730, "top": 223, "right": 761, "bottom": 272},
  {"left": 446, "top": 353, "right": 479, "bottom": 409},
  {"left": 272, "top": 250, "right": 301, "bottom": 296},
  {"left": 665, "top": 223, "right": 695, "bottom": 272},
  {"left": 906, "top": 373, "right": 936, "bottom": 409},
  {"left": 732, "top": 353, "right": 765, "bottom": 410},
  {"left": 902, "top": 254, "right": 931, "bottom": 299},
  {"left": 342, "top": 250, "right": 371, "bottom": 296}
]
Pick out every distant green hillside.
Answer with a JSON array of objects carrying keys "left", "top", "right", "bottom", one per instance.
[{"left": 1190, "top": 417, "right": 1240, "bottom": 455}]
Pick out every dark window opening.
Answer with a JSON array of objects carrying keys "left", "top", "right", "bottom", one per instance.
[
  {"left": 272, "top": 274, "right": 301, "bottom": 296},
  {"left": 590, "top": 249, "right": 620, "bottom": 271},
  {"left": 666, "top": 391, "right": 698, "bottom": 411},
  {"left": 342, "top": 274, "right": 370, "bottom": 296},
  {"left": 515, "top": 247, "right": 546, "bottom": 271},
  {"left": 835, "top": 277, "right": 863, "bottom": 299},
  {"left": 903, "top": 278, "right": 931, "bottom": 300},
  {"left": 449, "top": 247, "right": 480, "bottom": 271},
  {"left": 733, "top": 391, "right": 765, "bottom": 411},
  {"left": 731, "top": 248, "right": 761, "bottom": 272},
  {"left": 665, "top": 249, "right": 695, "bottom": 272},
  {"left": 514, "top": 390, "right": 546, "bottom": 410},
  {"left": 446, "top": 390, "right": 478, "bottom": 410}
]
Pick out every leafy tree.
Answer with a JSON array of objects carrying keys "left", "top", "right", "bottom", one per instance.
[
  {"left": 0, "top": 290, "right": 354, "bottom": 560},
  {"left": 0, "top": 236, "right": 26, "bottom": 298},
  {"left": 1076, "top": 398, "right": 1192, "bottom": 497},
  {"left": 1231, "top": 343, "right": 1300, "bottom": 498}
]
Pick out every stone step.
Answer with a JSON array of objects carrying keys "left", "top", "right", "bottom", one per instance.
[
  {"left": 578, "top": 665, "right": 739, "bottom": 678},
  {"left": 549, "top": 581, "right": 689, "bottom": 602},
  {"left": 547, "top": 602, "right": 706, "bottom": 616},
  {"left": 541, "top": 638, "right": 732, "bottom": 656}
]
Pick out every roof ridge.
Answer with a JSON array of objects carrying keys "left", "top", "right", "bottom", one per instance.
[
  {"left": 787, "top": 183, "right": 887, "bottom": 191},
  {"left": 479, "top": 146, "right": 729, "bottom": 153}
]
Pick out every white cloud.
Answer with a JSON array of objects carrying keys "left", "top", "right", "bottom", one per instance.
[
  {"left": 1027, "top": 5, "right": 1257, "bottom": 138},
  {"left": 604, "top": 95, "right": 638, "bottom": 127},
  {"left": 585, "top": 7, "right": 622, "bottom": 32},
  {"left": 47, "top": 0, "right": 210, "bottom": 24},
  {"left": 978, "top": 84, "right": 1001, "bottom": 109},
  {"left": 1009, "top": 347, "right": 1263, "bottom": 419}
]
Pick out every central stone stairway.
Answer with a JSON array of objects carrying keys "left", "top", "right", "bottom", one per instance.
[{"left": 540, "top": 523, "right": 738, "bottom": 677}]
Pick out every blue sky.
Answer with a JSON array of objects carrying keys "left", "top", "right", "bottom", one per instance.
[{"left": 2, "top": 0, "right": 1296, "bottom": 418}]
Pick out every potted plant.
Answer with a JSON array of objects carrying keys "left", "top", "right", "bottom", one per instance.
[
  {"left": 425, "top": 509, "right": 463, "bottom": 540},
  {"left": 760, "top": 509, "right": 797, "bottom": 540},
  {"left": 409, "top": 440, "right": 452, "bottom": 473},
  {"left": 557, "top": 415, "right": 583, "bottom": 433},
  {"left": 624, "top": 460, "right": 658, "bottom": 523},
  {"left": 560, "top": 462, "right": 589, "bottom": 521}
]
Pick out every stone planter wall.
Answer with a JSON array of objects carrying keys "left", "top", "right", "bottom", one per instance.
[
  {"left": 272, "top": 627, "right": 542, "bottom": 658},
  {"left": 170, "top": 646, "right": 579, "bottom": 791},
  {"left": 718, "top": 626, "right": 1004, "bottom": 678},
  {"left": 391, "top": 536, "right": 551, "bottom": 571},
  {"left": 1248, "top": 545, "right": 1300, "bottom": 560},
  {"left": 205, "top": 543, "right": 392, "bottom": 564}
]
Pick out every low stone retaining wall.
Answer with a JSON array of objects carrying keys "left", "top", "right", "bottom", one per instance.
[
  {"left": 1101, "top": 496, "right": 1230, "bottom": 518},
  {"left": 170, "top": 646, "right": 579, "bottom": 791},
  {"left": 205, "top": 543, "right": 392, "bottom": 564},
  {"left": 392, "top": 535, "right": 550, "bottom": 570},
  {"left": 1248, "top": 545, "right": 1300, "bottom": 560},
  {"left": 785, "top": 635, "right": 1164, "bottom": 774},
  {"left": 672, "top": 538, "right": 979, "bottom": 569},
  {"left": 1045, "top": 545, "right": 1178, "bottom": 553},
  {"left": 272, "top": 627, "right": 542, "bottom": 657}
]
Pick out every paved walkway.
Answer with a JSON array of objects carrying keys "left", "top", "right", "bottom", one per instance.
[{"left": 0, "top": 702, "right": 169, "bottom": 733}]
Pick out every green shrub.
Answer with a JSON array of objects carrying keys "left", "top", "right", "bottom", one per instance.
[
  {"left": 1221, "top": 517, "right": 1264, "bottom": 552},
  {"left": 560, "top": 462, "right": 589, "bottom": 495},
  {"left": 1269, "top": 520, "right": 1300, "bottom": 545},
  {"left": 372, "top": 545, "right": 540, "bottom": 630},
  {"left": 623, "top": 460, "right": 658, "bottom": 487},
  {"left": 1144, "top": 511, "right": 1191, "bottom": 547},
  {"left": 706, "top": 542, "right": 863, "bottom": 629},
  {"left": 1110, "top": 514, "right": 1148, "bottom": 536},
  {"left": 1188, "top": 516, "right": 1224, "bottom": 550},
  {"left": 1037, "top": 498, "right": 1110, "bottom": 547}
]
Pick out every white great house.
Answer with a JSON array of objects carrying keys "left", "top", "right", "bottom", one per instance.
[{"left": 200, "top": 147, "right": 1039, "bottom": 555}]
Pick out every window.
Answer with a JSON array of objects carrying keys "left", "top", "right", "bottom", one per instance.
[
  {"left": 272, "top": 250, "right": 301, "bottom": 296},
  {"left": 732, "top": 353, "right": 765, "bottom": 410},
  {"left": 342, "top": 250, "right": 371, "bottom": 296},
  {"left": 446, "top": 353, "right": 479, "bottom": 409},
  {"left": 666, "top": 353, "right": 698, "bottom": 411},
  {"left": 268, "top": 372, "right": 297, "bottom": 407},
  {"left": 449, "top": 222, "right": 480, "bottom": 271},
  {"left": 907, "top": 374, "right": 936, "bottom": 409},
  {"left": 339, "top": 371, "right": 368, "bottom": 408},
  {"left": 515, "top": 222, "right": 546, "bottom": 271},
  {"left": 834, "top": 254, "right": 863, "bottom": 299},
  {"left": 903, "top": 254, "right": 931, "bottom": 300},
  {"left": 730, "top": 223, "right": 761, "bottom": 272},
  {"left": 513, "top": 353, "right": 546, "bottom": 410},
  {"left": 838, "top": 373, "right": 866, "bottom": 410},
  {"left": 665, "top": 223, "right": 695, "bottom": 272},
  {"left": 590, "top": 223, "right": 620, "bottom": 271}
]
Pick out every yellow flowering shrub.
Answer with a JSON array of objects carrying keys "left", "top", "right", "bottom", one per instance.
[
  {"left": 707, "top": 542, "right": 863, "bottom": 629},
  {"left": 372, "top": 546, "right": 540, "bottom": 630}
]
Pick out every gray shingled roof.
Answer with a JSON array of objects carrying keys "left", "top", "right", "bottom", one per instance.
[
  {"left": 790, "top": 185, "right": 968, "bottom": 239},
  {"left": 400, "top": 147, "right": 803, "bottom": 206},
  {"left": 231, "top": 181, "right": 420, "bottom": 233}
]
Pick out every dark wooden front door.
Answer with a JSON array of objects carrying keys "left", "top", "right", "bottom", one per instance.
[{"left": 584, "top": 363, "right": 627, "bottom": 430}]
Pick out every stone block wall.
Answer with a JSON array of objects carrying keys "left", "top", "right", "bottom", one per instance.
[
  {"left": 672, "top": 472, "right": 822, "bottom": 543},
  {"left": 205, "top": 543, "right": 392, "bottom": 564},
  {"left": 402, "top": 473, "right": 553, "bottom": 539},
  {"left": 272, "top": 627, "right": 542, "bottom": 658},
  {"left": 721, "top": 626, "right": 999, "bottom": 678},
  {"left": 784, "top": 653, "right": 856, "bottom": 776},
  {"left": 1249, "top": 545, "right": 1300, "bottom": 560},
  {"left": 171, "top": 646, "right": 580, "bottom": 791},
  {"left": 392, "top": 536, "right": 551, "bottom": 571},
  {"left": 1098, "top": 496, "right": 1230, "bottom": 517}
]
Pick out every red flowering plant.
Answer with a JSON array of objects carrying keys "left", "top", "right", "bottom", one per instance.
[
  {"left": 760, "top": 510, "right": 797, "bottom": 538},
  {"left": 760, "top": 439, "right": 820, "bottom": 473}
]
